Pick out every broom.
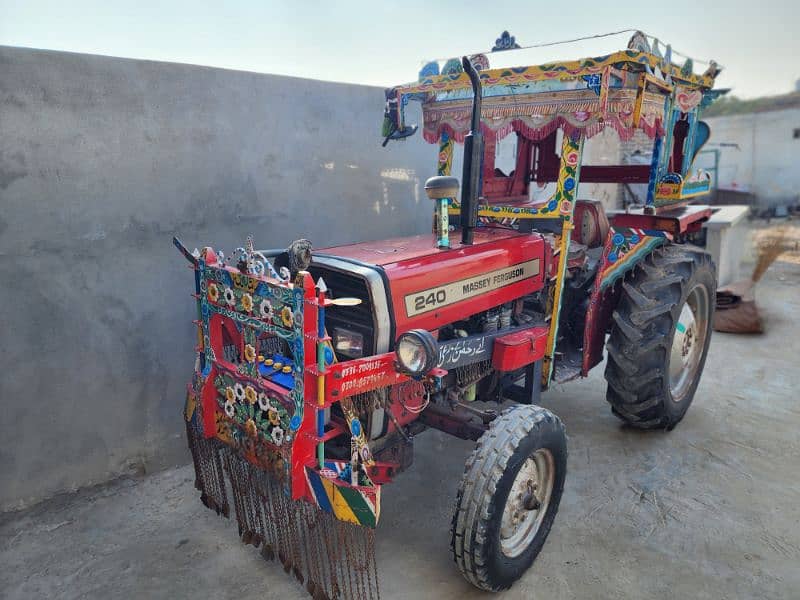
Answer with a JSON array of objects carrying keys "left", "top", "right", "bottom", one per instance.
[{"left": 713, "top": 228, "right": 787, "bottom": 334}]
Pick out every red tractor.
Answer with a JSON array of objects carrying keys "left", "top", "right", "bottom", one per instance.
[{"left": 178, "top": 31, "right": 719, "bottom": 597}]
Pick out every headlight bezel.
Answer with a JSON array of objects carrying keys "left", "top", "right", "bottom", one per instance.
[{"left": 395, "top": 329, "right": 438, "bottom": 376}]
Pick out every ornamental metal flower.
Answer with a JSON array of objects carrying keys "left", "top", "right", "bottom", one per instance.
[
  {"left": 360, "top": 445, "right": 373, "bottom": 462},
  {"left": 244, "top": 418, "right": 258, "bottom": 438},
  {"left": 244, "top": 385, "right": 257, "bottom": 404},
  {"left": 259, "top": 299, "right": 274, "bottom": 320},
  {"left": 243, "top": 344, "right": 256, "bottom": 363},
  {"left": 280, "top": 306, "right": 293, "bottom": 328},
  {"left": 216, "top": 411, "right": 233, "bottom": 442},
  {"left": 271, "top": 426, "right": 284, "bottom": 446},
  {"left": 223, "top": 286, "right": 236, "bottom": 307},
  {"left": 258, "top": 392, "right": 270, "bottom": 411},
  {"left": 225, "top": 386, "right": 235, "bottom": 403},
  {"left": 241, "top": 293, "right": 253, "bottom": 313},
  {"left": 224, "top": 400, "right": 235, "bottom": 418},
  {"left": 233, "top": 383, "right": 246, "bottom": 401},
  {"left": 268, "top": 407, "right": 280, "bottom": 426},
  {"left": 207, "top": 282, "right": 219, "bottom": 303}
]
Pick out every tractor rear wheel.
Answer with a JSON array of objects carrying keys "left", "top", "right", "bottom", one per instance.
[
  {"left": 605, "top": 244, "right": 715, "bottom": 429},
  {"left": 450, "top": 405, "right": 567, "bottom": 591}
]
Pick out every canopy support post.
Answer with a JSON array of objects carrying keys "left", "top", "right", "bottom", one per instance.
[
  {"left": 645, "top": 134, "right": 663, "bottom": 211},
  {"left": 437, "top": 131, "right": 453, "bottom": 176},
  {"left": 542, "top": 131, "right": 584, "bottom": 386}
]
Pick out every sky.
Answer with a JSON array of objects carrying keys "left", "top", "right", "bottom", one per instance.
[{"left": 1, "top": 0, "right": 797, "bottom": 99}]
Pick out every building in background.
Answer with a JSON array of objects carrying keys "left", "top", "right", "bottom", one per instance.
[{"left": 699, "top": 91, "right": 800, "bottom": 215}]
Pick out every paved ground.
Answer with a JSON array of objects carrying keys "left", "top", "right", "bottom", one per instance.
[{"left": 2, "top": 260, "right": 798, "bottom": 600}]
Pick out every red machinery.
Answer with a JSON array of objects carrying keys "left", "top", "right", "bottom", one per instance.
[{"left": 178, "top": 30, "right": 720, "bottom": 598}]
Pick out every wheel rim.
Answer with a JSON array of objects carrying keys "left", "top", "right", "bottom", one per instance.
[
  {"left": 669, "top": 284, "right": 709, "bottom": 403},
  {"left": 500, "top": 449, "right": 555, "bottom": 558}
]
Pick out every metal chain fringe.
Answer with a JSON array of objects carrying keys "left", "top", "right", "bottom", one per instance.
[{"left": 186, "top": 419, "right": 380, "bottom": 599}]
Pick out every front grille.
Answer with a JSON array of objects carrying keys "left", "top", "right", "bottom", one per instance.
[{"left": 308, "top": 265, "right": 375, "bottom": 359}]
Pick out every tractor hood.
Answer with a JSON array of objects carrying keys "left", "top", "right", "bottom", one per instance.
[{"left": 311, "top": 229, "right": 548, "bottom": 353}]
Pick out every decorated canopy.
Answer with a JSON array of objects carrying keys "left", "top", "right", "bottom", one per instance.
[{"left": 386, "top": 39, "right": 721, "bottom": 145}]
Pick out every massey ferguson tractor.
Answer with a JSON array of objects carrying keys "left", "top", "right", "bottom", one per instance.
[{"left": 177, "top": 31, "right": 719, "bottom": 599}]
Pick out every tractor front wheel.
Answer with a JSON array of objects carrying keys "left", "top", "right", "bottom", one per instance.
[
  {"left": 605, "top": 244, "right": 715, "bottom": 429},
  {"left": 450, "top": 405, "right": 567, "bottom": 591}
]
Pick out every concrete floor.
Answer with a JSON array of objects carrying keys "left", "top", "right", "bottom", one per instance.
[{"left": 2, "top": 261, "right": 798, "bottom": 600}]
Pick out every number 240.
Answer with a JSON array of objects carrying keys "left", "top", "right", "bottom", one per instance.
[{"left": 414, "top": 290, "right": 446, "bottom": 311}]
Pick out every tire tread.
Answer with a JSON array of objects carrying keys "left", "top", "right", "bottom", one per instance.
[
  {"left": 604, "top": 244, "right": 715, "bottom": 429},
  {"left": 450, "top": 405, "right": 566, "bottom": 591}
]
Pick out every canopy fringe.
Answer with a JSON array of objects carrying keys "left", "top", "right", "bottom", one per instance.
[{"left": 422, "top": 114, "right": 664, "bottom": 144}]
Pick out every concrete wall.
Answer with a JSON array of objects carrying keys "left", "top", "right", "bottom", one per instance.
[
  {"left": 704, "top": 108, "right": 800, "bottom": 206},
  {"left": 0, "top": 46, "right": 436, "bottom": 511}
]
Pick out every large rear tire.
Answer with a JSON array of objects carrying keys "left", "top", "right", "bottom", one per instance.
[
  {"left": 450, "top": 405, "right": 567, "bottom": 591},
  {"left": 605, "top": 244, "right": 715, "bottom": 429}
]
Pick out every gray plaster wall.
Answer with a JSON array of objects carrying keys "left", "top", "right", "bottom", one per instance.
[{"left": 0, "top": 46, "right": 435, "bottom": 511}]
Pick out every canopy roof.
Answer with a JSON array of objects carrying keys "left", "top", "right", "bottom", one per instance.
[{"left": 390, "top": 46, "right": 720, "bottom": 144}]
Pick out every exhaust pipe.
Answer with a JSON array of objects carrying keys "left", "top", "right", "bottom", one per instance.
[{"left": 460, "top": 56, "right": 483, "bottom": 245}]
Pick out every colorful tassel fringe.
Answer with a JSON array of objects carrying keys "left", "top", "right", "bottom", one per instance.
[{"left": 186, "top": 419, "right": 380, "bottom": 600}]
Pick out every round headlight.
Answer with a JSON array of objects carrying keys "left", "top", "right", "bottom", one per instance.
[{"left": 395, "top": 329, "right": 438, "bottom": 376}]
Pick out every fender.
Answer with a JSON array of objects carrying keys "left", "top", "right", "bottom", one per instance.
[{"left": 581, "top": 226, "right": 669, "bottom": 375}]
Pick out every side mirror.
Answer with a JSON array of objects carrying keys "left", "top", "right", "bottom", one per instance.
[
  {"left": 382, "top": 124, "right": 418, "bottom": 147},
  {"left": 381, "top": 87, "right": 419, "bottom": 146}
]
